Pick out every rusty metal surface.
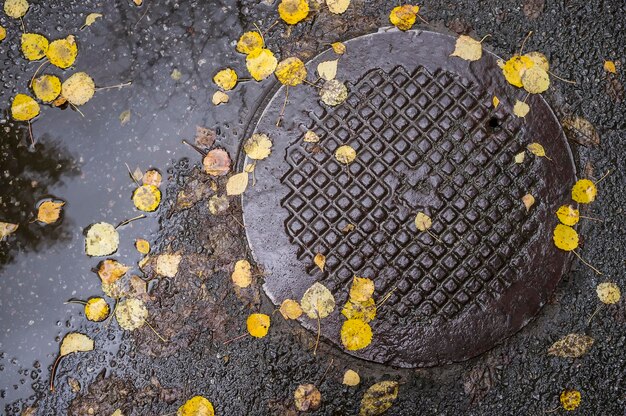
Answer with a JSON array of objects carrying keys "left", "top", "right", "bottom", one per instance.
[{"left": 241, "top": 29, "right": 576, "bottom": 367}]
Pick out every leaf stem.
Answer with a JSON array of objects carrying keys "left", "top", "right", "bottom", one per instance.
[
  {"left": 276, "top": 86, "right": 289, "bottom": 127},
  {"left": 49, "top": 354, "right": 63, "bottom": 392},
  {"left": 223, "top": 333, "right": 248, "bottom": 345},
  {"left": 573, "top": 250, "right": 602, "bottom": 275},
  {"left": 587, "top": 304, "right": 603, "bottom": 326},
  {"left": 116, "top": 214, "right": 146, "bottom": 228},
  {"left": 548, "top": 71, "right": 577, "bottom": 84},
  {"left": 30, "top": 59, "right": 50, "bottom": 87},
  {"left": 519, "top": 31, "right": 533, "bottom": 56},
  {"left": 94, "top": 81, "right": 132, "bottom": 91},
  {"left": 144, "top": 320, "right": 168, "bottom": 342},
  {"left": 595, "top": 169, "right": 612, "bottom": 184}
]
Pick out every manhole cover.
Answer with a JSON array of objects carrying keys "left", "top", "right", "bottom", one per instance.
[{"left": 242, "top": 30, "right": 576, "bottom": 367}]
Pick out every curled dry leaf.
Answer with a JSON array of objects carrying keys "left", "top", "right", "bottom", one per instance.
[
  {"left": 596, "top": 282, "right": 621, "bottom": 305},
  {"left": 11, "top": 93, "right": 40, "bottom": 121},
  {"left": 132, "top": 184, "right": 161, "bottom": 212},
  {"left": 177, "top": 396, "right": 215, "bottom": 416},
  {"left": 97, "top": 259, "right": 129, "bottom": 284},
  {"left": 62, "top": 72, "right": 95, "bottom": 106},
  {"left": 247, "top": 313, "right": 271, "bottom": 338},
  {"left": 317, "top": 59, "right": 338, "bottom": 81},
  {"left": 85, "top": 222, "right": 119, "bottom": 257},
  {"left": 313, "top": 253, "right": 326, "bottom": 272},
  {"left": 213, "top": 68, "right": 238, "bottom": 91},
  {"left": 203, "top": 149, "right": 231, "bottom": 176},
  {"left": 341, "top": 319, "right": 373, "bottom": 351},
  {"left": 280, "top": 299, "right": 303, "bottom": 320},
  {"left": 331, "top": 42, "right": 346, "bottom": 55},
  {"left": 47, "top": 35, "right": 78, "bottom": 69},
  {"left": 513, "top": 100, "right": 530, "bottom": 118},
  {"left": 21, "top": 33, "right": 49, "bottom": 61},
  {"left": 246, "top": 48, "right": 278, "bottom": 81},
  {"left": 301, "top": 282, "right": 335, "bottom": 319},
  {"left": 36, "top": 200, "right": 65, "bottom": 224},
  {"left": 450, "top": 35, "right": 483, "bottom": 62},
  {"left": 33, "top": 75, "right": 62, "bottom": 102},
  {"left": 4, "top": 0, "right": 29, "bottom": 18},
  {"left": 320, "top": 79, "right": 348, "bottom": 106},
  {"left": 548, "top": 333, "right": 594, "bottom": 358},
  {"left": 522, "top": 194, "right": 535, "bottom": 211},
  {"left": 278, "top": 0, "right": 310, "bottom": 25},
  {"left": 275, "top": 57, "right": 307, "bottom": 86},
  {"left": 556, "top": 205, "right": 579, "bottom": 226},
  {"left": 237, "top": 31, "right": 264, "bottom": 55},
  {"left": 303, "top": 130, "right": 320, "bottom": 143},
  {"left": 359, "top": 381, "right": 399, "bottom": 416},
  {"left": 82, "top": 13, "right": 103, "bottom": 29},
  {"left": 350, "top": 277, "right": 374, "bottom": 302},
  {"left": 389, "top": 5, "right": 419, "bottom": 31},
  {"left": 226, "top": 172, "right": 249, "bottom": 196},
  {"left": 572, "top": 179, "right": 597, "bottom": 204},
  {"left": 294, "top": 384, "right": 321, "bottom": 412},
  {"left": 156, "top": 252, "right": 182, "bottom": 278},
  {"left": 212, "top": 90, "right": 229, "bottom": 105},
  {"left": 553, "top": 224, "right": 578, "bottom": 251},
  {"left": 232, "top": 259, "right": 252, "bottom": 288},
  {"left": 244, "top": 133, "right": 273, "bottom": 160},
  {"left": 343, "top": 369, "right": 360, "bottom": 386},
  {"left": 560, "top": 389, "right": 581, "bottom": 411},
  {"left": 335, "top": 145, "right": 356, "bottom": 164},
  {"left": 85, "top": 297, "right": 110, "bottom": 322},
  {"left": 0, "top": 222, "right": 19, "bottom": 241},
  {"left": 603, "top": 60, "right": 617, "bottom": 74},
  {"left": 115, "top": 298, "right": 148, "bottom": 330},
  {"left": 414, "top": 212, "right": 432, "bottom": 231}
]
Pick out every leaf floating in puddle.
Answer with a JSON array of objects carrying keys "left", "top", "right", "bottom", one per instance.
[
  {"left": 47, "top": 35, "right": 78, "bottom": 69},
  {"left": 389, "top": 5, "right": 419, "bottom": 31},
  {"left": 278, "top": 0, "right": 310, "bottom": 25},
  {"left": 36, "top": 200, "right": 65, "bottom": 224},
  {"left": 334, "top": 144, "right": 356, "bottom": 164},
  {"left": 450, "top": 35, "right": 483, "bottom": 62},
  {"left": 85, "top": 297, "right": 110, "bottom": 322},
  {"left": 237, "top": 31, "right": 264, "bottom": 55},
  {"left": 0, "top": 222, "right": 19, "bottom": 241},
  {"left": 115, "top": 298, "right": 148, "bottom": 330},
  {"left": 4, "top": 0, "right": 29, "bottom": 18},
  {"left": 21, "top": 33, "right": 49, "bottom": 60},
  {"left": 244, "top": 133, "right": 273, "bottom": 160},
  {"left": 596, "top": 282, "right": 621, "bottom": 305},
  {"left": 359, "top": 381, "right": 399, "bottom": 416},
  {"left": 61, "top": 72, "right": 95, "bottom": 106},
  {"left": 247, "top": 313, "right": 270, "bottom": 338},
  {"left": 246, "top": 48, "right": 278, "bottom": 81},
  {"left": 203, "top": 149, "right": 231, "bottom": 176},
  {"left": 119, "top": 109, "right": 131, "bottom": 125},
  {"left": 212, "top": 90, "right": 229, "bottom": 105},
  {"left": 33, "top": 75, "right": 62, "bottom": 103},
  {"left": 85, "top": 222, "right": 119, "bottom": 257},
  {"left": 11, "top": 93, "right": 40, "bottom": 121},
  {"left": 97, "top": 259, "right": 129, "bottom": 284},
  {"left": 213, "top": 68, "right": 238, "bottom": 91},
  {"left": 81, "top": 13, "right": 103, "bottom": 30},
  {"left": 132, "top": 184, "right": 161, "bottom": 212},
  {"left": 50, "top": 332, "right": 94, "bottom": 391}
]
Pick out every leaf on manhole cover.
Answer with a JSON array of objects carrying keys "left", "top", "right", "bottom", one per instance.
[
  {"left": 522, "top": 193, "right": 535, "bottom": 211},
  {"left": 350, "top": 277, "right": 374, "bottom": 302},
  {"left": 527, "top": 142, "right": 551, "bottom": 160},
  {"left": 320, "top": 79, "right": 348, "bottom": 106},
  {"left": 450, "top": 35, "right": 483, "bottom": 62},
  {"left": 317, "top": 59, "right": 338, "bottom": 81},
  {"left": 313, "top": 253, "right": 326, "bottom": 271},
  {"left": 334, "top": 144, "right": 356, "bottom": 164},
  {"left": 359, "top": 380, "right": 399, "bottom": 416},
  {"left": 341, "top": 318, "right": 373, "bottom": 350},
  {"left": 213, "top": 68, "right": 238, "bottom": 91},
  {"left": 331, "top": 41, "right": 346, "bottom": 55},
  {"left": 556, "top": 205, "right": 579, "bottom": 226},
  {"left": 244, "top": 133, "right": 273, "bottom": 160},
  {"left": 562, "top": 116, "right": 600, "bottom": 147},
  {"left": 502, "top": 55, "right": 534, "bottom": 88},
  {"left": 275, "top": 57, "right": 307, "bottom": 86},
  {"left": 548, "top": 333, "right": 594, "bottom": 358},
  {"left": 513, "top": 100, "right": 530, "bottom": 118},
  {"left": 301, "top": 282, "right": 335, "bottom": 319},
  {"left": 303, "top": 130, "right": 320, "bottom": 143}
]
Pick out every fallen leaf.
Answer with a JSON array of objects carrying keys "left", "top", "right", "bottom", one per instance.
[
  {"left": 414, "top": 212, "right": 432, "bottom": 231},
  {"left": 513, "top": 100, "right": 530, "bottom": 118},
  {"left": 156, "top": 252, "right": 182, "bottom": 277},
  {"left": 247, "top": 313, "right": 270, "bottom": 338},
  {"left": 521, "top": 66, "right": 550, "bottom": 94},
  {"left": 341, "top": 319, "right": 372, "bottom": 350},
  {"left": 97, "top": 259, "right": 129, "bottom": 284},
  {"left": 560, "top": 389, "right": 581, "bottom": 411},
  {"left": 142, "top": 170, "right": 162, "bottom": 187},
  {"left": 244, "top": 133, "right": 273, "bottom": 160},
  {"left": 36, "top": 200, "right": 65, "bottom": 224},
  {"left": 294, "top": 384, "right": 321, "bottom": 411},
  {"left": 133, "top": 0, "right": 143, "bottom": 5},
  {"left": 171, "top": 68, "right": 182, "bottom": 80},
  {"left": 11, "top": 93, "right": 40, "bottom": 121},
  {"left": 343, "top": 369, "right": 360, "bottom": 386},
  {"left": 526, "top": 51, "right": 549, "bottom": 71},
  {"left": 492, "top": 96, "right": 500, "bottom": 108},
  {"left": 603, "top": 60, "right": 617, "bottom": 74},
  {"left": 102, "top": 280, "right": 127, "bottom": 300},
  {"left": 320, "top": 79, "right": 348, "bottom": 106},
  {"left": 514, "top": 151, "right": 525, "bottom": 164},
  {"left": 553, "top": 224, "right": 578, "bottom": 251},
  {"left": 46, "top": 35, "right": 78, "bottom": 69},
  {"left": 327, "top": 0, "right": 350, "bottom": 14},
  {"left": 342, "top": 223, "right": 355, "bottom": 233},
  {"left": 246, "top": 48, "right": 278, "bottom": 81},
  {"left": 68, "top": 377, "right": 81, "bottom": 393},
  {"left": 279, "top": 299, "right": 303, "bottom": 320},
  {"left": 331, "top": 42, "right": 346, "bottom": 55},
  {"left": 85, "top": 222, "right": 119, "bottom": 257},
  {"left": 0, "top": 26, "right": 5, "bottom": 42},
  {"left": 208, "top": 195, "right": 230, "bottom": 215},
  {"left": 556, "top": 205, "right": 579, "bottom": 226},
  {"left": 132, "top": 184, "right": 161, "bottom": 212},
  {"left": 562, "top": 116, "right": 600, "bottom": 147},
  {"left": 115, "top": 298, "right": 148, "bottom": 330},
  {"left": 213, "top": 68, "right": 238, "bottom": 91},
  {"left": 236, "top": 31, "right": 264, "bottom": 55},
  {"left": 60, "top": 332, "right": 94, "bottom": 357},
  {"left": 212, "top": 90, "right": 229, "bottom": 105},
  {"left": 350, "top": 277, "right": 374, "bottom": 302},
  {"left": 522, "top": 194, "right": 535, "bottom": 211},
  {"left": 81, "top": 13, "right": 103, "bottom": 30},
  {"left": 317, "top": 59, "right": 338, "bottom": 81},
  {"left": 527, "top": 142, "right": 549, "bottom": 159},
  {"left": 389, "top": 5, "right": 419, "bottom": 31},
  {"left": 342, "top": 298, "right": 376, "bottom": 322},
  {"left": 548, "top": 333, "right": 593, "bottom": 358},
  {"left": 195, "top": 126, "right": 216, "bottom": 148},
  {"left": 359, "top": 381, "right": 399, "bottom": 416},
  {"left": 278, "top": 0, "right": 310, "bottom": 25},
  {"left": 119, "top": 109, "right": 131, "bottom": 125},
  {"left": 135, "top": 239, "right": 150, "bottom": 254},
  {"left": 301, "top": 282, "right": 335, "bottom": 319},
  {"left": 450, "top": 35, "right": 483, "bottom": 61},
  {"left": 571, "top": 179, "right": 597, "bottom": 204},
  {"left": 596, "top": 282, "right": 621, "bottom": 305},
  {"left": 232, "top": 259, "right": 252, "bottom": 288},
  {"left": 275, "top": 57, "right": 307, "bottom": 86},
  {"left": 0, "top": 222, "right": 19, "bottom": 241},
  {"left": 4, "top": 0, "right": 29, "bottom": 18},
  {"left": 32, "top": 75, "right": 62, "bottom": 102},
  {"left": 335, "top": 144, "right": 356, "bottom": 164},
  {"left": 62, "top": 72, "right": 95, "bottom": 106},
  {"left": 502, "top": 55, "right": 534, "bottom": 87},
  {"left": 203, "top": 149, "right": 231, "bottom": 176},
  {"left": 85, "top": 297, "right": 110, "bottom": 322},
  {"left": 303, "top": 130, "right": 320, "bottom": 143},
  {"left": 226, "top": 172, "right": 249, "bottom": 196},
  {"left": 313, "top": 253, "right": 326, "bottom": 272},
  {"left": 177, "top": 396, "right": 215, "bottom": 416},
  {"left": 21, "top": 33, "right": 49, "bottom": 60}
]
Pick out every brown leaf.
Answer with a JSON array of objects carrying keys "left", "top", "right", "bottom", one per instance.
[
  {"left": 562, "top": 116, "right": 600, "bottom": 147},
  {"left": 203, "top": 149, "right": 231, "bottom": 176},
  {"left": 548, "top": 333, "right": 594, "bottom": 358},
  {"left": 195, "top": 126, "right": 216, "bottom": 149},
  {"left": 522, "top": 0, "right": 545, "bottom": 19}
]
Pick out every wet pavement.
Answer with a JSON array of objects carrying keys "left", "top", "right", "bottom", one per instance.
[{"left": 1, "top": 0, "right": 625, "bottom": 415}]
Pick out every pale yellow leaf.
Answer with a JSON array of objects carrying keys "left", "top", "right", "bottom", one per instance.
[
  {"left": 317, "top": 59, "right": 338, "bottom": 81},
  {"left": 226, "top": 172, "right": 249, "bottom": 196}
]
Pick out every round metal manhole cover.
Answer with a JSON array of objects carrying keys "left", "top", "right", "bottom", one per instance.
[{"left": 241, "top": 30, "right": 576, "bottom": 367}]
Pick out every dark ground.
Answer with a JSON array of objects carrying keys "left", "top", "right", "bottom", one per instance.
[{"left": 1, "top": 0, "right": 625, "bottom": 415}]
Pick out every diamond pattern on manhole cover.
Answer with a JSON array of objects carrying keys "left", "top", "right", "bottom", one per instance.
[{"left": 241, "top": 30, "right": 576, "bottom": 367}]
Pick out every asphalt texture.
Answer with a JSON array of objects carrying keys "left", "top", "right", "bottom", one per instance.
[{"left": 1, "top": 0, "right": 625, "bottom": 415}]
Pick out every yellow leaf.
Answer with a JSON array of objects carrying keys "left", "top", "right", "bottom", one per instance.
[
  {"left": 342, "top": 298, "right": 376, "bottom": 322},
  {"left": 553, "top": 224, "right": 578, "bottom": 251},
  {"left": 414, "top": 212, "right": 432, "bottom": 231},
  {"left": 514, "top": 151, "right": 525, "bottom": 164},
  {"left": 571, "top": 179, "right": 597, "bottom": 204},
  {"left": 246, "top": 48, "right": 278, "bottom": 81},
  {"left": 331, "top": 41, "right": 346, "bottom": 55},
  {"left": 97, "top": 259, "right": 129, "bottom": 284},
  {"left": 213, "top": 68, "right": 237, "bottom": 91},
  {"left": 522, "top": 193, "right": 535, "bottom": 211},
  {"left": 301, "top": 282, "right": 335, "bottom": 319},
  {"left": 603, "top": 60, "right": 616, "bottom": 74},
  {"left": 389, "top": 5, "right": 419, "bottom": 31},
  {"left": 177, "top": 396, "right": 215, "bottom": 416},
  {"left": 303, "top": 130, "right": 320, "bottom": 143},
  {"left": 313, "top": 253, "right": 326, "bottom": 271},
  {"left": 60, "top": 332, "right": 94, "bottom": 357},
  {"left": 335, "top": 144, "right": 356, "bottom": 164},
  {"left": 0, "top": 26, "right": 6, "bottom": 42},
  {"left": 317, "top": 59, "right": 338, "bottom": 81},
  {"left": 521, "top": 66, "right": 550, "bottom": 94},
  {"left": 244, "top": 133, "right": 273, "bottom": 160},
  {"left": 212, "top": 90, "right": 229, "bottom": 105},
  {"left": 36, "top": 200, "right": 65, "bottom": 224},
  {"left": 341, "top": 319, "right": 372, "bottom": 350},
  {"left": 142, "top": 169, "right": 162, "bottom": 187},
  {"left": 32, "top": 74, "right": 62, "bottom": 102},
  {"left": 596, "top": 282, "right": 621, "bottom": 305},
  {"left": 232, "top": 259, "right": 252, "bottom": 288},
  {"left": 294, "top": 384, "right": 321, "bottom": 412},
  {"left": 343, "top": 369, "right": 360, "bottom": 386},
  {"left": 132, "top": 184, "right": 162, "bottom": 212},
  {"left": 115, "top": 298, "right": 148, "bottom": 330},
  {"left": 350, "top": 276, "right": 374, "bottom": 302},
  {"left": 21, "top": 33, "right": 49, "bottom": 60},
  {"left": 4, "top": 0, "right": 29, "bottom": 18},
  {"left": 560, "top": 389, "right": 581, "bottom": 411},
  {"left": 279, "top": 299, "right": 303, "bottom": 320},
  {"left": 81, "top": 13, "right": 103, "bottom": 29},
  {"left": 102, "top": 280, "right": 127, "bottom": 300},
  {"left": 450, "top": 35, "right": 482, "bottom": 62},
  {"left": 135, "top": 238, "right": 150, "bottom": 254},
  {"left": 525, "top": 51, "right": 549, "bottom": 71},
  {"left": 85, "top": 297, "right": 110, "bottom": 322},
  {"left": 556, "top": 205, "right": 579, "bottom": 226},
  {"left": 502, "top": 55, "right": 534, "bottom": 87},
  {"left": 156, "top": 252, "right": 182, "bottom": 278},
  {"left": 11, "top": 93, "right": 40, "bottom": 121},
  {"left": 320, "top": 79, "right": 348, "bottom": 106},
  {"left": 359, "top": 381, "right": 399, "bottom": 416},
  {"left": 548, "top": 333, "right": 594, "bottom": 358},
  {"left": 226, "top": 172, "right": 249, "bottom": 196},
  {"left": 492, "top": 96, "right": 500, "bottom": 108},
  {"left": 0, "top": 222, "right": 19, "bottom": 241},
  {"left": 85, "top": 222, "right": 119, "bottom": 257},
  {"left": 278, "top": 0, "right": 309, "bottom": 25},
  {"left": 61, "top": 72, "right": 95, "bottom": 106},
  {"left": 208, "top": 195, "right": 230, "bottom": 215},
  {"left": 527, "top": 142, "right": 549, "bottom": 159},
  {"left": 236, "top": 31, "right": 264, "bottom": 55},
  {"left": 275, "top": 57, "right": 307, "bottom": 86},
  {"left": 513, "top": 100, "right": 530, "bottom": 118},
  {"left": 46, "top": 35, "right": 78, "bottom": 69},
  {"left": 327, "top": 0, "right": 350, "bottom": 14},
  {"left": 247, "top": 313, "right": 270, "bottom": 338}
]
